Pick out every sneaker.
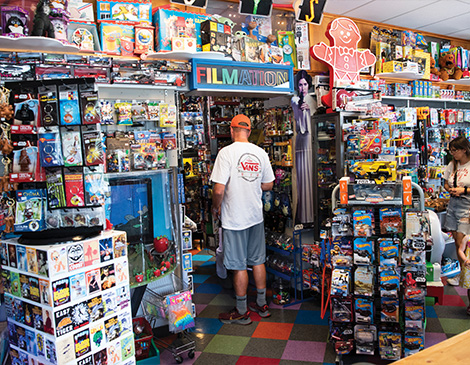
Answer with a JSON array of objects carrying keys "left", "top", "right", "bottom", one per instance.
[
  {"left": 447, "top": 276, "right": 460, "bottom": 286},
  {"left": 219, "top": 308, "right": 252, "bottom": 325},
  {"left": 248, "top": 302, "right": 271, "bottom": 318}
]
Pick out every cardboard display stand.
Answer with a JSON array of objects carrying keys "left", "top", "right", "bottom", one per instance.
[{"left": 2, "top": 230, "right": 135, "bottom": 365}]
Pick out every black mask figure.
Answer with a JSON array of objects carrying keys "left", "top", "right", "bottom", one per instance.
[{"left": 31, "top": 0, "right": 55, "bottom": 38}]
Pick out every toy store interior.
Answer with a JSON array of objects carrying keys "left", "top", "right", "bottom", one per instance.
[{"left": 0, "top": 0, "right": 470, "bottom": 364}]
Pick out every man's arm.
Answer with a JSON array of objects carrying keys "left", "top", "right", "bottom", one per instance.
[
  {"left": 261, "top": 181, "right": 274, "bottom": 191},
  {"left": 212, "top": 183, "right": 226, "bottom": 218}
]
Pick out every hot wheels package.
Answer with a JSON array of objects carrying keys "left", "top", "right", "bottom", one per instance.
[
  {"left": 379, "top": 331, "right": 401, "bottom": 361},
  {"left": 379, "top": 267, "right": 400, "bottom": 297},
  {"left": 355, "top": 297, "right": 373, "bottom": 324},
  {"left": 332, "top": 208, "right": 353, "bottom": 236},
  {"left": 379, "top": 208, "right": 403, "bottom": 234},
  {"left": 354, "top": 237, "right": 375, "bottom": 265},
  {"left": 353, "top": 210, "right": 374, "bottom": 237},
  {"left": 330, "top": 268, "right": 351, "bottom": 297},
  {"left": 381, "top": 297, "right": 399, "bottom": 322},
  {"left": 354, "top": 324, "right": 377, "bottom": 355},
  {"left": 331, "top": 296, "right": 352, "bottom": 322},
  {"left": 330, "top": 236, "right": 353, "bottom": 268},
  {"left": 403, "top": 333, "right": 424, "bottom": 357},
  {"left": 354, "top": 265, "right": 374, "bottom": 297},
  {"left": 378, "top": 238, "right": 399, "bottom": 267},
  {"left": 330, "top": 323, "right": 354, "bottom": 355}
]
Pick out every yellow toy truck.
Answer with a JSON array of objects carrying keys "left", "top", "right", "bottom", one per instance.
[{"left": 350, "top": 161, "right": 397, "bottom": 184}]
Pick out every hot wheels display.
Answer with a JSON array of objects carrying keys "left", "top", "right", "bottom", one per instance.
[
  {"left": 354, "top": 324, "right": 376, "bottom": 355},
  {"left": 354, "top": 265, "right": 374, "bottom": 296},
  {"left": 332, "top": 208, "right": 352, "bottom": 236},
  {"left": 353, "top": 238, "right": 374, "bottom": 265},
  {"left": 353, "top": 210, "right": 374, "bottom": 237},
  {"left": 379, "top": 208, "right": 403, "bottom": 234},
  {"left": 355, "top": 297, "right": 373, "bottom": 324},
  {"left": 330, "top": 268, "right": 350, "bottom": 297},
  {"left": 379, "top": 331, "right": 401, "bottom": 361},
  {"left": 331, "top": 296, "right": 352, "bottom": 322}
]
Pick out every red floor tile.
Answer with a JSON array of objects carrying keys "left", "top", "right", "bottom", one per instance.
[
  {"left": 443, "top": 295, "right": 467, "bottom": 307},
  {"left": 252, "top": 322, "right": 294, "bottom": 340},
  {"left": 236, "top": 356, "right": 280, "bottom": 365}
]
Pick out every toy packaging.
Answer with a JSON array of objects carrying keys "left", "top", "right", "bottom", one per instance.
[
  {"left": 354, "top": 324, "right": 376, "bottom": 355},
  {"left": 379, "top": 208, "right": 403, "bottom": 234},
  {"left": 353, "top": 210, "right": 374, "bottom": 237},
  {"left": 134, "top": 24, "right": 154, "bottom": 54},
  {"left": 379, "top": 267, "right": 400, "bottom": 297},
  {"left": 13, "top": 92, "right": 39, "bottom": 131},
  {"left": 381, "top": 297, "right": 399, "bottom": 322},
  {"left": 62, "top": 127, "right": 83, "bottom": 166},
  {"left": 97, "top": 0, "right": 151, "bottom": 23},
  {"left": 68, "top": 22, "right": 100, "bottom": 52},
  {"left": 38, "top": 85, "right": 59, "bottom": 127},
  {"left": 295, "top": 22, "right": 310, "bottom": 70},
  {"left": 378, "top": 238, "right": 399, "bottom": 267},
  {"left": 1, "top": 6, "right": 29, "bottom": 37},
  {"left": 354, "top": 237, "right": 374, "bottom": 265},
  {"left": 59, "top": 84, "right": 80, "bottom": 126},
  {"left": 355, "top": 297, "right": 373, "bottom": 324},
  {"left": 277, "top": 31, "right": 296, "bottom": 68},
  {"left": 330, "top": 236, "right": 353, "bottom": 268},
  {"left": 201, "top": 19, "right": 232, "bottom": 55},
  {"left": 14, "top": 189, "right": 45, "bottom": 233},
  {"left": 332, "top": 208, "right": 353, "bottom": 237},
  {"left": 99, "top": 23, "right": 135, "bottom": 55},
  {"left": 330, "top": 268, "right": 350, "bottom": 297},
  {"left": 379, "top": 331, "right": 401, "bottom": 360},
  {"left": 52, "top": 277, "right": 71, "bottom": 307},
  {"left": 331, "top": 296, "right": 352, "bottom": 322},
  {"left": 64, "top": 169, "right": 85, "bottom": 207},
  {"left": 354, "top": 265, "right": 374, "bottom": 296},
  {"left": 404, "top": 333, "right": 424, "bottom": 357}
]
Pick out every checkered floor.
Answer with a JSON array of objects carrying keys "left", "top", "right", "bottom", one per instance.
[{"left": 157, "top": 250, "right": 470, "bottom": 365}]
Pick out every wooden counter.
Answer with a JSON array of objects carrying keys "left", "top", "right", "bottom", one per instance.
[{"left": 394, "top": 329, "right": 470, "bottom": 364}]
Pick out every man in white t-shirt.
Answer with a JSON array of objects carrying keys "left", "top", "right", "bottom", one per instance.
[{"left": 211, "top": 114, "right": 275, "bottom": 325}]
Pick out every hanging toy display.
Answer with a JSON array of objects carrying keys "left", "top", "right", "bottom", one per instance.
[
  {"left": 31, "top": 0, "right": 55, "bottom": 38},
  {"left": 0, "top": 87, "right": 14, "bottom": 121},
  {"left": 1, "top": 6, "right": 29, "bottom": 37}
]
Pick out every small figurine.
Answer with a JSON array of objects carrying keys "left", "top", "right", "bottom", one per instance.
[
  {"left": 31, "top": 0, "right": 55, "bottom": 38},
  {"left": 19, "top": 149, "right": 31, "bottom": 172}
]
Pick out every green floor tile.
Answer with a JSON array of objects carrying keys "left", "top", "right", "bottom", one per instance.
[
  {"left": 204, "top": 334, "right": 251, "bottom": 356},
  {"left": 209, "top": 294, "right": 236, "bottom": 306},
  {"left": 426, "top": 296, "right": 435, "bottom": 306},
  {"left": 439, "top": 317, "right": 470, "bottom": 335}
]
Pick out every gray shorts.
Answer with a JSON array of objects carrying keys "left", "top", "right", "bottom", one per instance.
[
  {"left": 222, "top": 222, "right": 266, "bottom": 270},
  {"left": 445, "top": 197, "right": 470, "bottom": 234}
]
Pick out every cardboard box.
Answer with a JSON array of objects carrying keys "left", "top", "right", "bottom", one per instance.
[
  {"left": 201, "top": 19, "right": 232, "bottom": 55},
  {"left": 232, "top": 36, "right": 261, "bottom": 62},
  {"left": 152, "top": 8, "right": 209, "bottom": 52},
  {"left": 383, "top": 61, "right": 403, "bottom": 73},
  {"left": 100, "top": 22, "right": 134, "bottom": 55},
  {"left": 97, "top": 0, "right": 151, "bottom": 23},
  {"left": 412, "top": 50, "right": 430, "bottom": 79}
]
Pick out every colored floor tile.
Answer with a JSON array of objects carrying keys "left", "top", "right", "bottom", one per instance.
[
  {"left": 209, "top": 293, "right": 236, "bottom": 306},
  {"left": 237, "top": 356, "right": 280, "bottom": 365},
  {"left": 434, "top": 304, "right": 470, "bottom": 319},
  {"left": 194, "top": 352, "right": 239, "bottom": 365},
  {"left": 295, "top": 310, "right": 329, "bottom": 325},
  {"left": 252, "top": 322, "right": 294, "bottom": 340},
  {"left": 193, "top": 317, "right": 224, "bottom": 335},
  {"left": 454, "top": 286, "right": 469, "bottom": 296},
  {"left": 281, "top": 340, "right": 326, "bottom": 363},
  {"left": 242, "top": 338, "right": 287, "bottom": 359},
  {"left": 192, "top": 254, "right": 214, "bottom": 261},
  {"left": 288, "top": 324, "right": 329, "bottom": 342},
  {"left": 425, "top": 332, "right": 448, "bottom": 348},
  {"left": 443, "top": 294, "right": 467, "bottom": 307},
  {"left": 270, "top": 302, "right": 302, "bottom": 310},
  {"left": 204, "top": 335, "right": 251, "bottom": 356},
  {"left": 195, "top": 304, "right": 207, "bottom": 315},
  {"left": 439, "top": 317, "right": 470, "bottom": 334},
  {"left": 200, "top": 260, "right": 216, "bottom": 267},
  {"left": 426, "top": 305, "right": 438, "bottom": 318},
  {"left": 195, "top": 283, "right": 223, "bottom": 294},
  {"left": 192, "top": 274, "right": 211, "bottom": 283}
]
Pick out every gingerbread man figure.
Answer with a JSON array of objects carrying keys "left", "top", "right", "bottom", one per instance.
[{"left": 310, "top": 18, "right": 376, "bottom": 110}]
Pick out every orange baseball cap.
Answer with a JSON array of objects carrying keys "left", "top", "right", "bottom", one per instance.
[{"left": 231, "top": 114, "right": 251, "bottom": 130}]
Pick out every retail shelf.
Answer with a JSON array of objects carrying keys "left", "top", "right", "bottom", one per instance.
[
  {"left": 97, "top": 83, "right": 177, "bottom": 90},
  {"left": 342, "top": 199, "right": 403, "bottom": 206},
  {"left": 146, "top": 50, "right": 231, "bottom": 61},
  {"left": 106, "top": 169, "right": 170, "bottom": 179},
  {"left": 266, "top": 267, "right": 292, "bottom": 281},
  {"left": 442, "top": 78, "right": 470, "bottom": 86},
  {"left": 376, "top": 71, "right": 423, "bottom": 80},
  {"left": 381, "top": 95, "right": 470, "bottom": 104},
  {"left": 267, "top": 245, "right": 295, "bottom": 257},
  {"left": 0, "top": 35, "right": 79, "bottom": 53}
]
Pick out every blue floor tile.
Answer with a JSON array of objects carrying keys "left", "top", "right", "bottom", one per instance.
[
  {"left": 426, "top": 305, "right": 438, "bottom": 318},
  {"left": 193, "top": 274, "right": 211, "bottom": 284},
  {"left": 195, "top": 283, "right": 222, "bottom": 294},
  {"left": 192, "top": 255, "right": 214, "bottom": 261},
  {"left": 192, "top": 317, "right": 223, "bottom": 335},
  {"left": 295, "top": 310, "right": 330, "bottom": 325},
  {"left": 200, "top": 261, "right": 216, "bottom": 267}
]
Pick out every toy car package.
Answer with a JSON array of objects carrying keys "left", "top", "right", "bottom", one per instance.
[
  {"left": 379, "top": 331, "right": 401, "bottom": 361},
  {"left": 402, "top": 248, "right": 425, "bottom": 266},
  {"left": 330, "top": 323, "right": 354, "bottom": 355},
  {"left": 404, "top": 286, "right": 426, "bottom": 302},
  {"left": 404, "top": 302, "right": 424, "bottom": 328},
  {"left": 354, "top": 265, "right": 374, "bottom": 297},
  {"left": 331, "top": 296, "right": 352, "bottom": 323},
  {"left": 355, "top": 297, "right": 373, "bottom": 324},
  {"left": 331, "top": 237, "right": 353, "bottom": 268},
  {"left": 354, "top": 324, "right": 377, "bottom": 355},
  {"left": 379, "top": 267, "right": 400, "bottom": 297},
  {"left": 403, "top": 266, "right": 427, "bottom": 288},
  {"left": 354, "top": 238, "right": 374, "bottom": 265},
  {"left": 330, "top": 268, "right": 350, "bottom": 297},
  {"left": 360, "top": 129, "right": 382, "bottom": 154},
  {"left": 378, "top": 238, "right": 399, "bottom": 267},
  {"left": 332, "top": 208, "right": 353, "bottom": 236},
  {"left": 379, "top": 208, "right": 403, "bottom": 234},
  {"left": 403, "top": 234, "right": 427, "bottom": 251},
  {"left": 353, "top": 210, "right": 374, "bottom": 237},
  {"left": 381, "top": 297, "right": 399, "bottom": 323},
  {"left": 403, "top": 333, "right": 424, "bottom": 357},
  {"left": 405, "top": 211, "right": 430, "bottom": 239}
]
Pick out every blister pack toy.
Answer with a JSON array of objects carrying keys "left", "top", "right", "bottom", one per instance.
[
  {"left": 58, "top": 84, "right": 80, "bottom": 126},
  {"left": 353, "top": 210, "right": 374, "bottom": 237},
  {"left": 346, "top": 134, "right": 361, "bottom": 156},
  {"left": 378, "top": 238, "right": 399, "bottom": 267},
  {"left": 355, "top": 297, "right": 373, "bottom": 324},
  {"left": 330, "top": 268, "right": 351, "bottom": 297},
  {"left": 360, "top": 129, "right": 382, "bottom": 154},
  {"left": 350, "top": 160, "right": 397, "bottom": 184},
  {"left": 332, "top": 208, "right": 353, "bottom": 236},
  {"left": 379, "top": 208, "right": 403, "bottom": 234},
  {"left": 353, "top": 238, "right": 374, "bottom": 265},
  {"left": 354, "top": 265, "right": 374, "bottom": 296},
  {"left": 402, "top": 248, "right": 425, "bottom": 266},
  {"left": 405, "top": 211, "right": 430, "bottom": 239},
  {"left": 404, "top": 303, "right": 424, "bottom": 327},
  {"left": 354, "top": 324, "right": 377, "bottom": 355},
  {"left": 379, "top": 267, "right": 400, "bottom": 297},
  {"left": 330, "top": 323, "right": 354, "bottom": 355},
  {"left": 330, "top": 237, "right": 353, "bottom": 268},
  {"left": 381, "top": 297, "right": 399, "bottom": 322},
  {"left": 331, "top": 296, "right": 352, "bottom": 323},
  {"left": 379, "top": 331, "right": 401, "bottom": 361},
  {"left": 403, "top": 333, "right": 424, "bottom": 357}
]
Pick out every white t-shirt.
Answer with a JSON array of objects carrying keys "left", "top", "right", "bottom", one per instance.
[
  {"left": 444, "top": 160, "right": 470, "bottom": 201},
  {"left": 210, "top": 141, "right": 275, "bottom": 230}
]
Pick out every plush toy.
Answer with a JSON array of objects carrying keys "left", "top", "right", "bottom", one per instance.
[
  {"left": 430, "top": 58, "right": 440, "bottom": 78},
  {"left": 31, "top": 0, "right": 55, "bottom": 38},
  {"left": 438, "top": 53, "right": 463, "bottom": 81}
]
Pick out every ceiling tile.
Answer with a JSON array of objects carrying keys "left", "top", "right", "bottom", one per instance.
[
  {"left": 420, "top": 12, "right": 470, "bottom": 35},
  {"left": 346, "top": 0, "right": 439, "bottom": 23},
  {"left": 324, "top": 0, "right": 372, "bottom": 15},
  {"left": 448, "top": 29, "right": 470, "bottom": 39}
]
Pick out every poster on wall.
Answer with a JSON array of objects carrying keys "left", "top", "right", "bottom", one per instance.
[
  {"left": 291, "top": 70, "right": 315, "bottom": 225},
  {"left": 296, "top": 0, "right": 327, "bottom": 24},
  {"left": 170, "top": 0, "right": 207, "bottom": 8},
  {"left": 239, "top": 0, "right": 273, "bottom": 17}
]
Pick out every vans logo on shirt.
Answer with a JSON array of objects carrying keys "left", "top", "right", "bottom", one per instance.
[{"left": 237, "top": 153, "right": 261, "bottom": 181}]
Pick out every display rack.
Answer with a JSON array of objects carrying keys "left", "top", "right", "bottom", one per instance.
[{"left": 2, "top": 230, "right": 134, "bottom": 365}]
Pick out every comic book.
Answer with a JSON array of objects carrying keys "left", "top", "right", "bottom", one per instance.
[
  {"left": 102, "top": 290, "right": 117, "bottom": 318},
  {"left": 113, "top": 233, "right": 127, "bottom": 258},
  {"left": 107, "top": 340, "right": 121, "bottom": 365},
  {"left": 49, "top": 246, "right": 68, "bottom": 277},
  {"left": 10, "top": 271, "right": 21, "bottom": 297},
  {"left": 116, "top": 285, "right": 130, "bottom": 310},
  {"left": 68, "top": 243, "right": 85, "bottom": 271},
  {"left": 90, "top": 321, "right": 107, "bottom": 352},
  {"left": 104, "top": 315, "right": 120, "bottom": 342},
  {"left": 37, "top": 333, "right": 45, "bottom": 358},
  {"left": 46, "top": 338, "right": 57, "bottom": 364},
  {"left": 86, "top": 268, "right": 101, "bottom": 295},
  {"left": 2, "top": 269, "right": 10, "bottom": 294},
  {"left": 43, "top": 308, "right": 54, "bottom": 335},
  {"left": 36, "top": 249, "right": 49, "bottom": 276},
  {"left": 70, "top": 272, "right": 87, "bottom": 302},
  {"left": 26, "top": 328, "right": 37, "bottom": 356},
  {"left": 88, "top": 295, "right": 104, "bottom": 322},
  {"left": 20, "top": 274, "right": 30, "bottom": 299},
  {"left": 32, "top": 305, "right": 43, "bottom": 332},
  {"left": 26, "top": 247, "right": 38, "bottom": 274},
  {"left": 8, "top": 243, "right": 17, "bottom": 268},
  {"left": 52, "top": 277, "right": 71, "bottom": 307},
  {"left": 101, "top": 264, "right": 116, "bottom": 291},
  {"left": 118, "top": 311, "right": 132, "bottom": 337},
  {"left": 29, "top": 276, "right": 39, "bottom": 302},
  {"left": 24, "top": 302, "right": 33, "bottom": 327},
  {"left": 121, "top": 335, "right": 135, "bottom": 361},
  {"left": 84, "top": 239, "right": 100, "bottom": 266},
  {"left": 0, "top": 242, "right": 8, "bottom": 266},
  {"left": 74, "top": 329, "right": 91, "bottom": 358},
  {"left": 115, "top": 259, "right": 129, "bottom": 285},
  {"left": 100, "top": 237, "right": 114, "bottom": 263},
  {"left": 39, "top": 278, "right": 51, "bottom": 306},
  {"left": 72, "top": 301, "right": 90, "bottom": 330},
  {"left": 17, "top": 245, "right": 27, "bottom": 271}
]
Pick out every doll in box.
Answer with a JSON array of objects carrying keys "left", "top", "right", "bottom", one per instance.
[
  {"left": 50, "top": 16, "right": 68, "bottom": 41},
  {"left": 1, "top": 6, "right": 29, "bottom": 37}
]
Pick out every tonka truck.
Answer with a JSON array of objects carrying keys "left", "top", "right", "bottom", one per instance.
[{"left": 350, "top": 161, "right": 397, "bottom": 184}]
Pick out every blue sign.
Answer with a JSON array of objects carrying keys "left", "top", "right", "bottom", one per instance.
[{"left": 190, "top": 59, "right": 294, "bottom": 94}]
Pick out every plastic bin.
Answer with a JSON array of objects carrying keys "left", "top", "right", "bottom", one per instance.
[
  {"left": 133, "top": 317, "right": 154, "bottom": 361},
  {"left": 137, "top": 339, "right": 160, "bottom": 365}
]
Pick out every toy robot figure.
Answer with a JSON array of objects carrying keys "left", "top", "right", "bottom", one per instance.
[{"left": 31, "top": 0, "right": 55, "bottom": 38}]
